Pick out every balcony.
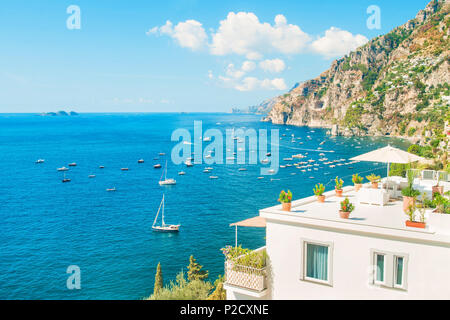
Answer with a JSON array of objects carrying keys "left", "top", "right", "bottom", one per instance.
[{"left": 224, "top": 246, "right": 267, "bottom": 293}]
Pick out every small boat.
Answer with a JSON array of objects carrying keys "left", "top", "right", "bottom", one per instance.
[
  {"left": 261, "top": 159, "right": 269, "bottom": 164},
  {"left": 138, "top": 159, "right": 144, "bottom": 163},
  {"left": 159, "top": 161, "right": 176, "bottom": 186},
  {"left": 203, "top": 137, "right": 212, "bottom": 142},
  {"left": 68, "top": 163, "right": 77, "bottom": 167},
  {"left": 178, "top": 171, "right": 186, "bottom": 175},
  {"left": 209, "top": 176, "right": 218, "bottom": 179},
  {"left": 185, "top": 160, "right": 193, "bottom": 167},
  {"left": 154, "top": 164, "right": 162, "bottom": 169},
  {"left": 205, "top": 155, "right": 212, "bottom": 159},
  {"left": 62, "top": 172, "right": 70, "bottom": 183},
  {"left": 205, "top": 167, "right": 213, "bottom": 170},
  {"left": 99, "top": 166, "right": 105, "bottom": 169},
  {"left": 35, "top": 159, "right": 45, "bottom": 164},
  {"left": 266, "top": 152, "right": 272, "bottom": 157},
  {"left": 238, "top": 168, "right": 247, "bottom": 171},
  {"left": 257, "top": 177, "right": 264, "bottom": 180},
  {"left": 121, "top": 168, "right": 129, "bottom": 171},
  {"left": 159, "top": 153, "right": 166, "bottom": 156},
  {"left": 106, "top": 187, "right": 116, "bottom": 192},
  {"left": 57, "top": 167, "right": 69, "bottom": 171},
  {"left": 268, "top": 169, "right": 275, "bottom": 174},
  {"left": 152, "top": 194, "right": 180, "bottom": 232},
  {"left": 88, "top": 175, "right": 96, "bottom": 178}
]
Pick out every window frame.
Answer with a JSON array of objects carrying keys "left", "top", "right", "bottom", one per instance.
[
  {"left": 370, "top": 249, "right": 408, "bottom": 291},
  {"left": 301, "top": 238, "right": 334, "bottom": 286}
]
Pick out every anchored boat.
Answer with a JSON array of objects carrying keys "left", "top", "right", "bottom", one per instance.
[{"left": 152, "top": 194, "right": 180, "bottom": 232}]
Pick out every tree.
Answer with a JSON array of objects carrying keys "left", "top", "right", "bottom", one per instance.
[
  {"left": 153, "top": 262, "right": 163, "bottom": 295},
  {"left": 207, "top": 275, "right": 226, "bottom": 300},
  {"left": 187, "top": 255, "right": 209, "bottom": 281},
  {"left": 147, "top": 271, "right": 213, "bottom": 300}
]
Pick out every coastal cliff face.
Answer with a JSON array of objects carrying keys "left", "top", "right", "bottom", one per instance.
[{"left": 263, "top": 0, "right": 450, "bottom": 141}]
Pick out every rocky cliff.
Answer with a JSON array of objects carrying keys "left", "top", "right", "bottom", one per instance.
[{"left": 263, "top": 0, "right": 449, "bottom": 142}]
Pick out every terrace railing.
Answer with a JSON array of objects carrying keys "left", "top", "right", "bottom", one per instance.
[{"left": 224, "top": 247, "right": 267, "bottom": 292}]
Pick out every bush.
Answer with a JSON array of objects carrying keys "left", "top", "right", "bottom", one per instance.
[
  {"left": 148, "top": 271, "right": 213, "bottom": 300},
  {"left": 389, "top": 163, "right": 407, "bottom": 177},
  {"left": 313, "top": 183, "right": 325, "bottom": 196}
]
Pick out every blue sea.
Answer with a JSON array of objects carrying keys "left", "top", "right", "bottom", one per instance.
[{"left": 0, "top": 113, "right": 409, "bottom": 299}]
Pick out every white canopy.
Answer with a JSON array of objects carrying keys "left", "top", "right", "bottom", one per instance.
[
  {"left": 350, "top": 145, "right": 426, "bottom": 177},
  {"left": 350, "top": 145, "right": 425, "bottom": 164},
  {"left": 230, "top": 216, "right": 266, "bottom": 247}
]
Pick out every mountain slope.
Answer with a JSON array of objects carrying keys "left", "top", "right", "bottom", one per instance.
[{"left": 263, "top": 0, "right": 449, "bottom": 142}]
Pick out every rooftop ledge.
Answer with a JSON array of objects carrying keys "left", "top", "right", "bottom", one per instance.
[{"left": 260, "top": 186, "right": 450, "bottom": 245}]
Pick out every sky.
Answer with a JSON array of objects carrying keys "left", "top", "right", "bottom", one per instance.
[{"left": 0, "top": 0, "right": 431, "bottom": 113}]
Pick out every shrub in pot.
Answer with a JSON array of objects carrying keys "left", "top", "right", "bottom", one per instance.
[
  {"left": 432, "top": 175, "right": 444, "bottom": 199},
  {"left": 366, "top": 173, "right": 381, "bottom": 189},
  {"left": 313, "top": 183, "right": 326, "bottom": 203},
  {"left": 339, "top": 197, "right": 354, "bottom": 219},
  {"left": 401, "top": 187, "right": 420, "bottom": 212},
  {"left": 278, "top": 190, "right": 292, "bottom": 211},
  {"left": 352, "top": 174, "right": 364, "bottom": 192},
  {"left": 404, "top": 202, "right": 426, "bottom": 229},
  {"left": 335, "top": 177, "right": 344, "bottom": 197}
]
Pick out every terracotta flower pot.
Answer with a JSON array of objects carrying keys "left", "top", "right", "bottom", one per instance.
[
  {"left": 354, "top": 184, "right": 362, "bottom": 192},
  {"left": 432, "top": 185, "right": 444, "bottom": 198},
  {"left": 339, "top": 211, "right": 350, "bottom": 219},
  {"left": 405, "top": 220, "right": 426, "bottom": 229},
  {"left": 371, "top": 182, "right": 379, "bottom": 189},
  {"left": 403, "top": 196, "right": 416, "bottom": 212},
  {"left": 335, "top": 189, "right": 343, "bottom": 197},
  {"left": 317, "top": 195, "right": 325, "bottom": 203},
  {"left": 282, "top": 202, "right": 291, "bottom": 212}
]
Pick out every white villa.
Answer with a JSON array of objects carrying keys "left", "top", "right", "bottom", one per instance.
[{"left": 224, "top": 171, "right": 450, "bottom": 300}]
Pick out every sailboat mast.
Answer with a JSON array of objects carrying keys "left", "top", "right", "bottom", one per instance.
[
  {"left": 153, "top": 194, "right": 164, "bottom": 227},
  {"left": 162, "top": 195, "right": 166, "bottom": 226}
]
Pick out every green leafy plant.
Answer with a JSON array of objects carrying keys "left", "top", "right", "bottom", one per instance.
[
  {"left": 335, "top": 177, "right": 344, "bottom": 190},
  {"left": 405, "top": 203, "right": 416, "bottom": 222},
  {"left": 340, "top": 198, "right": 355, "bottom": 213},
  {"left": 352, "top": 174, "right": 364, "bottom": 184},
  {"left": 278, "top": 190, "right": 292, "bottom": 203},
  {"left": 401, "top": 186, "right": 421, "bottom": 197},
  {"left": 366, "top": 173, "right": 381, "bottom": 183},
  {"left": 313, "top": 183, "right": 325, "bottom": 196},
  {"left": 433, "top": 193, "right": 449, "bottom": 214}
]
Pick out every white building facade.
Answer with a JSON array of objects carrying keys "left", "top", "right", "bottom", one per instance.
[{"left": 224, "top": 186, "right": 450, "bottom": 300}]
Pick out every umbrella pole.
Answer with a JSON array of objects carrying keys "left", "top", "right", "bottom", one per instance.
[{"left": 235, "top": 225, "right": 238, "bottom": 248}]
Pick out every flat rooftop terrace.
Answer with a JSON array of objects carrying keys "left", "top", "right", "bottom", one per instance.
[{"left": 260, "top": 186, "right": 450, "bottom": 244}]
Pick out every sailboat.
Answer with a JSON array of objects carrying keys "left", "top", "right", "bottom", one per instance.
[
  {"left": 152, "top": 194, "right": 180, "bottom": 232},
  {"left": 159, "top": 160, "right": 176, "bottom": 186}
]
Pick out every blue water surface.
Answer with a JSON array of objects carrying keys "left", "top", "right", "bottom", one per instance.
[{"left": 0, "top": 113, "right": 409, "bottom": 299}]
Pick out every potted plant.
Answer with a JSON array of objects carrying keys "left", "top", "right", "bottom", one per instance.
[
  {"left": 313, "top": 184, "right": 326, "bottom": 203},
  {"left": 401, "top": 169, "right": 420, "bottom": 211},
  {"left": 278, "top": 190, "right": 292, "bottom": 211},
  {"left": 433, "top": 193, "right": 449, "bottom": 214},
  {"left": 335, "top": 177, "right": 344, "bottom": 197},
  {"left": 404, "top": 203, "right": 426, "bottom": 229},
  {"left": 339, "top": 197, "right": 354, "bottom": 219},
  {"left": 432, "top": 174, "right": 444, "bottom": 199},
  {"left": 366, "top": 173, "right": 381, "bottom": 189},
  {"left": 352, "top": 174, "right": 364, "bottom": 192}
]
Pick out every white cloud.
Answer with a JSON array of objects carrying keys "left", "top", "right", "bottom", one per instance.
[
  {"left": 310, "top": 27, "right": 369, "bottom": 58},
  {"left": 259, "top": 59, "right": 286, "bottom": 73},
  {"left": 209, "top": 12, "right": 310, "bottom": 57},
  {"left": 241, "top": 61, "right": 256, "bottom": 72},
  {"left": 147, "top": 19, "right": 208, "bottom": 51},
  {"left": 220, "top": 76, "right": 287, "bottom": 91}
]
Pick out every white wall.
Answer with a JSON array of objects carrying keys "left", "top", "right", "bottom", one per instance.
[{"left": 266, "top": 220, "right": 450, "bottom": 300}]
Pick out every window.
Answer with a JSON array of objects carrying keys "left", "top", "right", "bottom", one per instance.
[
  {"left": 371, "top": 250, "right": 408, "bottom": 290},
  {"left": 394, "top": 256, "right": 404, "bottom": 287},
  {"left": 302, "top": 240, "right": 333, "bottom": 285},
  {"left": 375, "top": 253, "right": 385, "bottom": 284}
]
